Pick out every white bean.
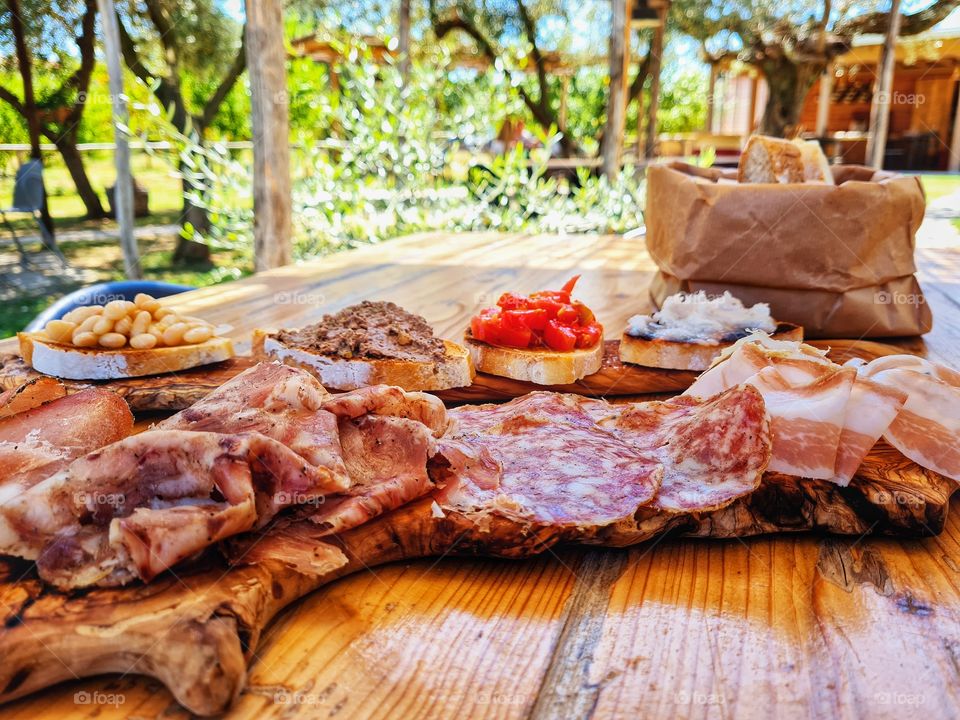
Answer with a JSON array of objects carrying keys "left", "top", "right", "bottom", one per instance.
[
  {"left": 44, "top": 320, "right": 76, "bottom": 344},
  {"left": 72, "top": 331, "right": 98, "bottom": 347},
  {"left": 98, "top": 332, "right": 127, "bottom": 349},
  {"left": 183, "top": 325, "right": 213, "bottom": 344},
  {"left": 162, "top": 323, "right": 189, "bottom": 346},
  {"left": 130, "top": 333, "right": 157, "bottom": 350}
]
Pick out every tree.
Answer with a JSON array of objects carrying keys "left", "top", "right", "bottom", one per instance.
[
  {"left": 0, "top": 0, "right": 105, "bottom": 222},
  {"left": 428, "top": 0, "right": 586, "bottom": 154},
  {"left": 114, "top": 0, "right": 246, "bottom": 261},
  {"left": 673, "top": 0, "right": 960, "bottom": 137}
]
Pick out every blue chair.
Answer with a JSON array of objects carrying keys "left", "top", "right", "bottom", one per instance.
[
  {"left": 1, "top": 160, "right": 66, "bottom": 268},
  {"left": 26, "top": 280, "right": 195, "bottom": 332}
]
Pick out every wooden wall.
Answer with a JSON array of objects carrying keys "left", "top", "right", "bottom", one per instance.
[{"left": 800, "top": 63, "right": 958, "bottom": 164}]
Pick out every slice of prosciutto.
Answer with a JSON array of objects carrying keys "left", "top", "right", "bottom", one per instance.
[
  {"left": 0, "top": 429, "right": 341, "bottom": 589},
  {"left": 858, "top": 355, "right": 960, "bottom": 484},
  {"left": 437, "top": 392, "right": 664, "bottom": 528},
  {"left": 0, "top": 388, "right": 133, "bottom": 502},
  {"left": 159, "top": 362, "right": 351, "bottom": 496},
  {"left": 603, "top": 384, "right": 771, "bottom": 512},
  {"left": 0, "top": 376, "right": 66, "bottom": 419}
]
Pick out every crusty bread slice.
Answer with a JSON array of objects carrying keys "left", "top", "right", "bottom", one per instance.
[
  {"left": 18, "top": 332, "right": 234, "bottom": 381},
  {"left": 619, "top": 322, "right": 803, "bottom": 371},
  {"left": 253, "top": 330, "right": 474, "bottom": 391},
  {"left": 738, "top": 135, "right": 805, "bottom": 184},
  {"left": 464, "top": 334, "right": 604, "bottom": 385}
]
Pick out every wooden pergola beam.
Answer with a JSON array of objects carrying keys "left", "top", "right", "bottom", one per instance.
[
  {"left": 602, "top": 0, "right": 631, "bottom": 177},
  {"left": 246, "top": 0, "right": 292, "bottom": 271},
  {"left": 97, "top": 0, "right": 140, "bottom": 279},
  {"left": 643, "top": 5, "right": 666, "bottom": 160},
  {"left": 866, "top": 0, "right": 903, "bottom": 169}
]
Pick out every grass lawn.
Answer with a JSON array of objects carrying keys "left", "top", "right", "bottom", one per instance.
[
  {"left": 0, "top": 150, "right": 186, "bottom": 236},
  {"left": 1, "top": 237, "right": 251, "bottom": 338}
]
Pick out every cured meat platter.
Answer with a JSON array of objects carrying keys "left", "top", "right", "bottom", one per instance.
[{"left": 0, "top": 444, "right": 952, "bottom": 716}]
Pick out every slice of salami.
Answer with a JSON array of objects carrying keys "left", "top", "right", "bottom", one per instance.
[
  {"left": 606, "top": 384, "right": 771, "bottom": 513},
  {"left": 437, "top": 392, "right": 663, "bottom": 528}
]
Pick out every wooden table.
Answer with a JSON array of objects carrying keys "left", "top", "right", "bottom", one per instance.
[{"left": 2, "top": 231, "right": 959, "bottom": 720}]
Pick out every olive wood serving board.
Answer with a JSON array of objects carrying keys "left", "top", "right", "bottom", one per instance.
[
  {"left": 0, "top": 338, "right": 903, "bottom": 410},
  {"left": 0, "top": 443, "right": 952, "bottom": 716}
]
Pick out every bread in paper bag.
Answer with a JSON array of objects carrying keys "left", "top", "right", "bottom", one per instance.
[{"left": 644, "top": 162, "right": 931, "bottom": 338}]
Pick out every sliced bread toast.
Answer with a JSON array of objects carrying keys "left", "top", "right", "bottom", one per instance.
[
  {"left": 18, "top": 332, "right": 235, "bottom": 381},
  {"left": 464, "top": 333, "right": 604, "bottom": 385},
  {"left": 253, "top": 330, "right": 474, "bottom": 391},
  {"left": 619, "top": 322, "right": 803, "bottom": 371}
]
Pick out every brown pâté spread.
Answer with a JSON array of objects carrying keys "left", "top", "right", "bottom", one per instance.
[{"left": 273, "top": 301, "right": 446, "bottom": 362}]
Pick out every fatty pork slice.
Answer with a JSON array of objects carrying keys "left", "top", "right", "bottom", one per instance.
[
  {"left": 859, "top": 355, "right": 960, "bottom": 483},
  {"left": 0, "top": 387, "right": 133, "bottom": 502},
  {"left": 0, "top": 429, "right": 334, "bottom": 589},
  {"left": 831, "top": 377, "right": 906, "bottom": 486},
  {"left": 436, "top": 392, "right": 664, "bottom": 528},
  {"left": 684, "top": 333, "right": 834, "bottom": 400},
  {"left": 301, "top": 414, "right": 438, "bottom": 535},
  {"left": 321, "top": 384, "right": 448, "bottom": 437},
  {"left": 158, "top": 362, "right": 351, "bottom": 495},
  {"left": 743, "top": 365, "right": 855, "bottom": 480},
  {"left": 606, "top": 384, "right": 771, "bottom": 513}
]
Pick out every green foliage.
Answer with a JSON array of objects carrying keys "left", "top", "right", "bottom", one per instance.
[
  {"left": 123, "top": 39, "right": 645, "bottom": 261},
  {"left": 656, "top": 68, "right": 708, "bottom": 133}
]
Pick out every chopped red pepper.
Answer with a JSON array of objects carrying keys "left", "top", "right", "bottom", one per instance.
[{"left": 468, "top": 276, "right": 603, "bottom": 352}]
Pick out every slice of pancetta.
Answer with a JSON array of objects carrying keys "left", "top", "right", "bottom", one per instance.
[
  {"left": 858, "top": 356, "right": 960, "bottom": 484},
  {"left": 743, "top": 365, "right": 855, "bottom": 480},
  {"left": 831, "top": 377, "right": 906, "bottom": 485},
  {"left": 684, "top": 332, "right": 833, "bottom": 399}
]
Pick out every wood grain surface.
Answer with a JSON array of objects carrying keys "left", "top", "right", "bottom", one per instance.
[{"left": 0, "top": 232, "right": 957, "bottom": 720}]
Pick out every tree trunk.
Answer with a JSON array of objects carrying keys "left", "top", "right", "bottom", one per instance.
[
  {"left": 174, "top": 152, "right": 212, "bottom": 265},
  {"left": 8, "top": 0, "right": 54, "bottom": 241},
  {"left": 54, "top": 137, "right": 106, "bottom": 219},
  {"left": 758, "top": 57, "right": 824, "bottom": 138}
]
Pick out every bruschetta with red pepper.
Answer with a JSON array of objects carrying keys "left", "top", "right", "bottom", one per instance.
[{"left": 465, "top": 276, "right": 604, "bottom": 385}]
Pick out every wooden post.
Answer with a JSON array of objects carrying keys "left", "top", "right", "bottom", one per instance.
[
  {"left": 643, "top": 6, "right": 666, "bottom": 160},
  {"left": 97, "top": 0, "right": 140, "bottom": 279},
  {"left": 816, "top": 64, "right": 834, "bottom": 137},
  {"left": 747, "top": 72, "right": 759, "bottom": 134},
  {"left": 246, "top": 0, "right": 292, "bottom": 271},
  {"left": 866, "top": 0, "right": 902, "bottom": 169},
  {"left": 949, "top": 76, "right": 960, "bottom": 172},
  {"left": 602, "top": 0, "right": 629, "bottom": 177},
  {"left": 706, "top": 63, "right": 717, "bottom": 132},
  {"left": 398, "top": 0, "right": 411, "bottom": 81},
  {"left": 559, "top": 75, "right": 570, "bottom": 130}
]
